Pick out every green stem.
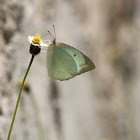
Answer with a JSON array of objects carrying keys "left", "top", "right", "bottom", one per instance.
[{"left": 7, "top": 55, "right": 35, "bottom": 140}]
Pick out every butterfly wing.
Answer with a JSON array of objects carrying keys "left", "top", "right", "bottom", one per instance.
[{"left": 46, "top": 42, "right": 95, "bottom": 81}]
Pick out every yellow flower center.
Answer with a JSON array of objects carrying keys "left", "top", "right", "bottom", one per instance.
[{"left": 32, "top": 34, "right": 41, "bottom": 45}]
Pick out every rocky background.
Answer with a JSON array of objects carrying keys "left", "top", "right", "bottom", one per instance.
[{"left": 0, "top": 0, "right": 140, "bottom": 140}]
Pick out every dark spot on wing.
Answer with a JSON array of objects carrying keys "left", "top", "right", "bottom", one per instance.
[
  {"left": 79, "top": 64, "right": 85, "bottom": 67},
  {"left": 73, "top": 54, "right": 76, "bottom": 57}
]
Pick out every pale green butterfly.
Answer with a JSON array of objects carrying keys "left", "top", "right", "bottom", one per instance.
[{"left": 46, "top": 28, "right": 95, "bottom": 81}]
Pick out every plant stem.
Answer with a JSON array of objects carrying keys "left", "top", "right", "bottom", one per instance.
[{"left": 7, "top": 55, "right": 35, "bottom": 140}]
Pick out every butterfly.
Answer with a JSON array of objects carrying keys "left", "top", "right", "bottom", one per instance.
[{"left": 46, "top": 29, "right": 95, "bottom": 81}]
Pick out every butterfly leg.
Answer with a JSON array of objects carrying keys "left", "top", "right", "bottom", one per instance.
[
  {"left": 40, "top": 51, "right": 46, "bottom": 54},
  {"left": 42, "top": 40, "right": 51, "bottom": 45}
]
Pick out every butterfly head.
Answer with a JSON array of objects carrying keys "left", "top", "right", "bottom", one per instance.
[
  {"left": 48, "top": 30, "right": 56, "bottom": 45},
  {"left": 51, "top": 38, "right": 56, "bottom": 45},
  {"left": 48, "top": 25, "right": 57, "bottom": 45}
]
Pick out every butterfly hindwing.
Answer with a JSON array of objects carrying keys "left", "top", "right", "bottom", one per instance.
[{"left": 46, "top": 42, "right": 95, "bottom": 80}]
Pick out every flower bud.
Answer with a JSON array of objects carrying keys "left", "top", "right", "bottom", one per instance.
[{"left": 29, "top": 44, "right": 41, "bottom": 55}]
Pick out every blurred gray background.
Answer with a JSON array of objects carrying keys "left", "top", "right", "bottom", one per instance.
[{"left": 0, "top": 0, "right": 140, "bottom": 140}]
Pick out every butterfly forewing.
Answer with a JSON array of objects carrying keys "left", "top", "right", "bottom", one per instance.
[{"left": 56, "top": 43, "right": 95, "bottom": 74}]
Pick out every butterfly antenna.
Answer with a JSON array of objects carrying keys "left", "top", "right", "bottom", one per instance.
[
  {"left": 41, "top": 33, "right": 49, "bottom": 38},
  {"left": 53, "top": 25, "right": 56, "bottom": 39},
  {"left": 48, "top": 31, "right": 55, "bottom": 40}
]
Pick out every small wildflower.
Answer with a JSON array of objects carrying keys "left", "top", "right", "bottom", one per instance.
[{"left": 28, "top": 34, "right": 49, "bottom": 55}]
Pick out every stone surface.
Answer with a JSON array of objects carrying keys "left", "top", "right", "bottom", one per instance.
[{"left": 0, "top": 0, "right": 139, "bottom": 140}]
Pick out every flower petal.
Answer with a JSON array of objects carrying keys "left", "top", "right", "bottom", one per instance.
[
  {"left": 40, "top": 41, "right": 49, "bottom": 47},
  {"left": 28, "top": 36, "right": 34, "bottom": 44},
  {"left": 28, "top": 35, "right": 50, "bottom": 47}
]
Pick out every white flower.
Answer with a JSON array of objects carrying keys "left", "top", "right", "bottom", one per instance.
[
  {"left": 27, "top": 34, "right": 50, "bottom": 47},
  {"left": 28, "top": 34, "right": 50, "bottom": 55}
]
